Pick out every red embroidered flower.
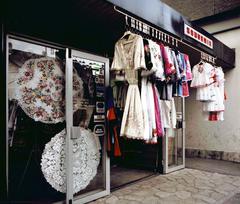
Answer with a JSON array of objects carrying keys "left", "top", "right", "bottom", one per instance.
[{"left": 25, "top": 72, "right": 30, "bottom": 77}]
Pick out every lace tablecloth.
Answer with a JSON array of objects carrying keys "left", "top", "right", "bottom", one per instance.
[
  {"left": 41, "top": 128, "right": 101, "bottom": 193},
  {"left": 16, "top": 57, "right": 83, "bottom": 123}
]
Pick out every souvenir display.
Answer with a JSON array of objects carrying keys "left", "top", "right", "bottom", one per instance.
[
  {"left": 16, "top": 57, "right": 83, "bottom": 123},
  {"left": 111, "top": 31, "right": 188, "bottom": 143},
  {"left": 41, "top": 128, "right": 101, "bottom": 193},
  {"left": 191, "top": 61, "right": 225, "bottom": 121}
]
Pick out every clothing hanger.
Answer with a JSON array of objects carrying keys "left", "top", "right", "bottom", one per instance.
[
  {"left": 121, "top": 30, "right": 133, "bottom": 40},
  {"left": 199, "top": 59, "right": 204, "bottom": 65},
  {"left": 121, "top": 15, "right": 134, "bottom": 40}
]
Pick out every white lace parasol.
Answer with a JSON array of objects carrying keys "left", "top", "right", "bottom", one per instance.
[
  {"left": 15, "top": 57, "right": 83, "bottom": 123},
  {"left": 41, "top": 128, "right": 101, "bottom": 193}
]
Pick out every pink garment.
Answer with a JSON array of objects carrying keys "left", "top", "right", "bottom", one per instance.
[
  {"left": 152, "top": 84, "right": 163, "bottom": 136},
  {"left": 184, "top": 54, "right": 192, "bottom": 81},
  {"left": 159, "top": 43, "right": 175, "bottom": 76},
  {"left": 182, "top": 81, "right": 189, "bottom": 97}
]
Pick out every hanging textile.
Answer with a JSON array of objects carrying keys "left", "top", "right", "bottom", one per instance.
[
  {"left": 15, "top": 57, "right": 83, "bottom": 124},
  {"left": 106, "top": 86, "right": 121, "bottom": 157},
  {"left": 111, "top": 32, "right": 146, "bottom": 140},
  {"left": 146, "top": 78, "right": 157, "bottom": 139},
  {"left": 202, "top": 67, "right": 225, "bottom": 121},
  {"left": 111, "top": 31, "right": 146, "bottom": 72},
  {"left": 41, "top": 128, "right": 100, "bottom": 193},
  {"left": 141, "top": 77, "right": 150, "bottom": 140},
  {"left": 191, "top": 62, "right": 215, "bottom": 101},
  {"left": 159, "top": 43, "right": 176, "bottom": 76},
  {"left": 160, "top": 98, "right": 177, "bottom": 129},
  {"left": 191, "top": 61, "right": 225, "bottom": 121},
  {"left": 120, "top": 83, "right": 145, "bottom": 139},
  {"left": 149, "top": 40, "right": 165, "bottom": 81},
  {"left": 152, "top": 84, "right": 163, "bottom": 137},
  {"left": 184, "top": 54, "right": 193, "bottom": 81},
  {"left": 111, "top": 30, "right": 193, "bottom": 141}
]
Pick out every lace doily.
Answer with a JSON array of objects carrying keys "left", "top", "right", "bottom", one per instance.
[
  {"left": 41, "top": 128, "right": 101, "bottom": 193},
  {"left": 16, "top": 57, "right": 83, "bottom": 123}
]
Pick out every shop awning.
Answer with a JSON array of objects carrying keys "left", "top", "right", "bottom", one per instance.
[{"left": 2, "top": 0, "right": 235, "bottom": 69}]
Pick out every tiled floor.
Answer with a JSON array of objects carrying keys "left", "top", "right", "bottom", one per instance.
[
  {"left": 186, "top": 158, "right": 240, "bottom": 176},
  {"left": 90, "top": 168, "right": 240, "bottom": 204},
  {"left": 110, "top": 166, "right": 155, "bottom": 189},
  {"left": 89, "top": 158, "right": 240, "bottom": 204}
]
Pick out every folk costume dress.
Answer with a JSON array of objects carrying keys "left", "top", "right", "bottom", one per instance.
[
  {"left": 190, "top": 62, "right": 215, "bottom": 101},
  {"left": 111, "top": 32, "right": 146, "bottom": 140}
]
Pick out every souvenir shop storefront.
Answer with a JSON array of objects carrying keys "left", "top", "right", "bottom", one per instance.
[{"left": 0, "top": 0, "right": 235, "bottom": 203}]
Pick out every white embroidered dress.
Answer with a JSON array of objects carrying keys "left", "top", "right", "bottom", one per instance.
[
  {"left": 191, "top": 62, "right": 215, "bottom": 101},
  {"left": 202, "top": 67, "right": 225, "bottom": 112},
  {"left": 111, "top": 32, "right": 146, "bottom": 140},
  {"left": 160, "top": 98, "right": 177, "bottom": 138}
]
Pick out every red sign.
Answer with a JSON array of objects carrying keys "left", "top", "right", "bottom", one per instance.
[{"left": 184, "top": 24, "right": 213, "bottom": 49}]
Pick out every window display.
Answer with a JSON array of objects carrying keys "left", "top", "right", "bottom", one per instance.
[
  {"left": 111, "top": 30, "right": 190, "bottom": 144},
  {"left": 41, "top": 128, "right": 101, "bottom": 194},
  {"left": 7, "top": 37, "right": 109, "bottom": 203},
  {"left": 8, "top": 38, "right": 67, "bottom": 202},
  {"left": 191, "top": 61, "right": 225, "bottom": 121},
  {"left": 71, "top": 52, "right": 109, "bottom": 200}
]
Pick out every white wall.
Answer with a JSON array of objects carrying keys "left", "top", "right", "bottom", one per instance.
[{"left": 186, "top": 21, "right": 240, "bottom": 153}]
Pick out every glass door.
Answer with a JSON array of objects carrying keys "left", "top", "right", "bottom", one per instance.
[
  {"left": 163, "top": 97, "right": 185, "bottom": 173},
  {"left": 7, "top": 35, "right": 67, "bottom": 203},
  {"left": 66, "top": 49, "right": 110, "bottom": 204},
  {"left": 6, "top": 36, "right": 110, "bottom": 204}
]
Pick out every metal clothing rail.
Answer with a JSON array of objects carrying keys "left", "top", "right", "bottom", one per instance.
[{"left": 114, "top": 6, "right": 216, "bottom": 64}]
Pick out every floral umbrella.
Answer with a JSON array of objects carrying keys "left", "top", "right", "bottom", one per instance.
[
  {"left": 41, "top": 128, "right": 101, "bottom": 193},
  {"left": 16, "top": 57, "right": 83, "bottom": 123}
]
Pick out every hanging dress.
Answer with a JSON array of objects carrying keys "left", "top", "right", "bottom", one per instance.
[
  {"left": 191, "top": 62, "right": 215, "bottom": 101},
  {"left": 141, "top": 40, "right": 165, "bottom": 80},
  {"left": 146, "top": 79, "right": 156, "bottom": 139},
  {"left": 152, "top": 84, "right": 163, "bottom": 137},
  {"left": 160, "top": 44, "right": 176, "bottom": 76},
  {"left": 160, "top": 98, "right": 176, "bottom": 129},
  {"left": 202, "top": 67, "right": 225, "bottom": 112},
  {"left": 111, "top": 32, "right": 146, "bottom": 139},
  {"left": 184, "top": 54, "right": 193, "bottom": 81},
  {"left": 141, "top": 77, "right": 150, "bottom": 140}
]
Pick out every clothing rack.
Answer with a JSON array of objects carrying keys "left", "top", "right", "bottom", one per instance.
[
  {"left": 114, "top": 6, "right": 217, "bottom": 64},
  {"left": 201, "top": 52, "right": 216, "bottom": 64}
]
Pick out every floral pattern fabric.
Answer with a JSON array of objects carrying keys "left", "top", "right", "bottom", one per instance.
[{"left": 16, "top": 57, "right": 83, "bottom": 123}]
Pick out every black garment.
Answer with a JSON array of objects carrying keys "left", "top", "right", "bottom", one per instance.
[
  {"left": 73, "top": 61, "right": 95, "bottom": 103},
  {"left": 155, "top": 80, "right": 173, "bottom": 101},
  {"left": 143, "top": 39, "right": 153, "bottom": 70}
]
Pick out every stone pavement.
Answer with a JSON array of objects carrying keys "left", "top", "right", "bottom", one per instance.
[{"left": 89, "top": 168, "right": 240, "bottom": 204}]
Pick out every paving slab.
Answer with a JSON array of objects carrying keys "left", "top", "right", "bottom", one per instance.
[{"left": 89, "top": 168, "right": 240, "bottom": 204}]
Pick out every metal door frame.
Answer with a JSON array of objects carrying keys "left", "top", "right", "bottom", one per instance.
[
  {"left": 163, "top": 97, "right": 185, "bottom": 174},
  {"left": 5, "top": 34, "right": 110, "bottom": 204},
  {"left": 6, "top": 34, "right": 67, "bottom": 203},
  {"left": 68, "top": 49, "right": 110, "bottom": 204}
]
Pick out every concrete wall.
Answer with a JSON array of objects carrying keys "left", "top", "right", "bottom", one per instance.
[
  {"left": 185, "top": 18, "right": 240, "bottom": 161},
  {"left": 161, "top": 0, "right": 240, "bottom": 20}
]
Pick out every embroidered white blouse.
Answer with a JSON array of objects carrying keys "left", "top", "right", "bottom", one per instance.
[
  {"left": 111, "top": 32, "right": 146, "bottom": 71},
  {"left": 160, "top": 98, "right": 177, "bottom": 129}
]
